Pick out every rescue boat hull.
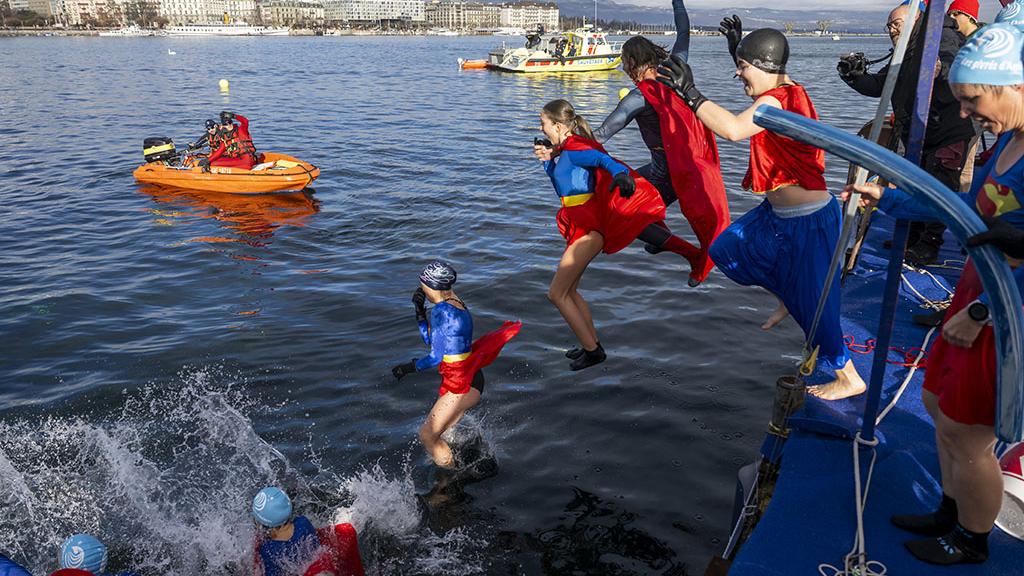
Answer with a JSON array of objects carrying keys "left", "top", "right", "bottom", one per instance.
[{"left": 133, "top": 152, "right": 319, "bottom": 194}]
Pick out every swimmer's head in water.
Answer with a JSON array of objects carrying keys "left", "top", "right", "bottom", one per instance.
[
  {"left": 621, "top": 36, "right": 669, "bottom": 84},
  {"left": 734, "top": 28, "right": 789, "bottom": 97},
  {"left": 252, "top": 487, "right": 293, "bottom": 528},
  {"left": 541, "top": 99, "right": 594, "bottom": 145},
  {"left": 950, "top": 24, "right": 1024, "bottom": 134},
  {"left": 420, "top": 260, "right": 457, "bottom": 291},
  {"left": 60, "top": 534, "right": 107, "bottom": 574}
]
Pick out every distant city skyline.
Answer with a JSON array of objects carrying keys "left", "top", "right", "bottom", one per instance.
[{"left": 628, "top": 0, "right": 1003, "bottom": 19}]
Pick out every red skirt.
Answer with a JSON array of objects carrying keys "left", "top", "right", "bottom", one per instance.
[
  {"left": 922, "top": 261, "right": 997, "bottom": 426},
  {"left": 438, "top": 320, "right": 522, "bottom": 396},
  {"left": 556, "top": 172, "right": 666, "bottom": 254}
]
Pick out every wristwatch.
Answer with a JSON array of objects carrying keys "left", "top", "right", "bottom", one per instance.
[{"left": 967, "top": 300, "right": 990, "bottom": 323}]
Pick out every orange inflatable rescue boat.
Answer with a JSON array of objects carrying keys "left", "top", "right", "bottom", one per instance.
[{"left": 134, "top": 138, "right": 319, "bottom": 194}]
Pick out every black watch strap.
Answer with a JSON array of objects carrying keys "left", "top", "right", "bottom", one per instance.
[{"left": 968, "top": 301, "right": 989, "bottom": 323}]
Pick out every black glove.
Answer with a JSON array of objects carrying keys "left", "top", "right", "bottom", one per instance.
[
  {"left": 657, "top": 55, "right": 707, "bottom": 112},
  {"left": 220, "top": 110, "right": 235, "bottom": 124},
  {"left": 412, "top": 288, "right": 427, "bottom": 323},
  {"left": 609, "top": 172, "right": 635, "bottom": 199},
  {"left": 966, "top": 215, "right": 1024, "bottom": 260},
  {"left": 718, "top": 15, "right": 742, "bottom": 64},
  {"left": 391, "top": 361, "right": 416, "bottom": 380},
  {"left": 198, "top": 158, "right": 211, "bottom": 172},
  {"left": 837, "top": 52, "right": 868, "bottom": 79}
]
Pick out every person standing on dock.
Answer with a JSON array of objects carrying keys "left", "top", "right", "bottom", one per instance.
[
  {"left": 591, "top": 0, "right": 729, "bottom": 287},
  {"left": 656, "top": 22, "right": 866, "bottom": 400},
  {"left": 837, "top": 2, "right": 976, "bottom": 268},
  {"left": 842, "top": 23, "right": 1024, "bottom": 565},
  {"left": 391, "top": 261, "right": 521, "bottom": 464}
]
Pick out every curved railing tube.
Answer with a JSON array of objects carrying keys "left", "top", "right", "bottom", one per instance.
[{"left": 753, "top": 105, "right": 1024, "bottom": 443}]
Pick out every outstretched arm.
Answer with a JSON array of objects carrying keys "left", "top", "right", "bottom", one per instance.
[
  {"left": 696, "top": 95, "right": 778, "bottom": 142},
  {"left": 670, "top": 0, "right": 691, "bottom": 61},
  {"left": 592, "top": 89, "right": 647, "bottom": 143},
  {"left": 564, "top": 148, "right": 629, "bottom": 176}
]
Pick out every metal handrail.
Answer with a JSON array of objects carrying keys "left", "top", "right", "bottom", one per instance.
[{"left": 753, "top": 105, "right": 1024, "bottom": 443}]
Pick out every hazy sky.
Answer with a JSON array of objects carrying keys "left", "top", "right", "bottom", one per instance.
[{"left": 627, "top": 0, "right": 1003, "bottom": 19}]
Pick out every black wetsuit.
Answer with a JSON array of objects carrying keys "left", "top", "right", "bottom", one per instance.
[{"left": 592, "top": 0, "right": 691, "bottom": 206}]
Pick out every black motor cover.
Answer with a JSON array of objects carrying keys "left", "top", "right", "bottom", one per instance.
[{"left": 143, "top": 137, "right": 177, "bottom": 163}]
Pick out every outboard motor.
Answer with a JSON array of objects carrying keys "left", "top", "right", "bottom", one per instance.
[{"left": 143, "top": 137, "right": 177, "bottom": 163}]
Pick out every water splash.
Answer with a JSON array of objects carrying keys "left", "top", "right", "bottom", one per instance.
[{"left": 0, "top": 367, "right": 494, "bottom": 575}]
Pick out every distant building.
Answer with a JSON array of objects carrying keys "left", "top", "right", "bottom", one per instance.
[
  {"left": 158, "top": 0, "right": 257, "bottom": 25},
  {"left": 322, "top": 0, "right": 423, "bottom": 25},
  {"left": 259, "top": 0, "right": 321, "bottom": 26},
  {"left": 223, "top": 0, "right": 257, "bottom": 22},
  {"left": 10, "top": 0, "right": 54, "bottom": 16},
  {"left": 424, "top": 0, "right": 499, "bottom": 30},
  {"left": 500, "top": 1, "right": 556, "bottom": 31},
  {"left": 51, "top": 0, "right": 99, "bottom": 25}
]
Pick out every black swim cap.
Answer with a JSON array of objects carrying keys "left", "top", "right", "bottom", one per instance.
[
  {"left": 735, "top": 28, "right": 789, "bottom": 74},
  {"left": 205, "top": 119, "right": 218, "bottom": 130}
]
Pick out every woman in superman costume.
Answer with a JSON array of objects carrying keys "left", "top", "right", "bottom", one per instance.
[
  {"left": 391, "top": 260, "right": 521, "bottom": 469},
  {"left": 533, "top": 99, "right": 669, "bottom": 371}
]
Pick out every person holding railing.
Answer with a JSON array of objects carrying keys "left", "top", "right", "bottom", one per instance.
[
  {"left": 842, "top": 23, "right": 1024, "bottom": 565},
  {"left": 837, "top": 2, "right": 976, "bottom": 269}
]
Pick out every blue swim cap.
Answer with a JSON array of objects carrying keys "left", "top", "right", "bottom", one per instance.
[
  {"left": 252, "top": 487, "right": 292, "bottom": 528},
  {"left": 996, "top": 0, "right": 1024, "bottom": 31},
  {"left": 419, "top": 260, "right": 457, "bottom": 291},
  {"left": 59, "top": 534, "right": 107, "bottom": 574},
  {"left": 950, "top": 23, "right": 1024, "bottom": 86}
]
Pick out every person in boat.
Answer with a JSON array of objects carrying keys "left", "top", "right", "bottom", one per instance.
[
  {"left": 656, "top": 25, "right": 866, "bottom": 400},
  {"left": 841, "top": 23, "right": 1024, "bottom": 565},
  {"left": 837, "top": 2, "right": 975, "bottom": 268},
  {"left": 948, "top": 0, "right": 981, "bottom": 38},
  {"left": 49, "top": 534, "right": 139, "bottom": 576},
  {"left": 200, "top": 110, "right": 259, "bottom": 172},
  {"left": 592, "top": 0, "right": 729, "bottom": 286},
  {"left": 251, "top": 487, "right": 365, "bottom": 576},
  {"left": 0, "top": 553, "right": 31, "bottom": 576},
  {"left": 189, "top": 119, "right": 220, "bottom": 152},
  {"left": 532, "top": 99, "right": 670, "bottom": 370},
  {"left": 390, "top": 261, "right": 521, "bottom": 466}
]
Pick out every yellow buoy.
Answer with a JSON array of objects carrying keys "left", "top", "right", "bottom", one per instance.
[
  {"left": 219, "top": 79, "right": 230, "bottom": 92},
  {"left": 618, "top": 87, "right": 630, "bottom": 101}
]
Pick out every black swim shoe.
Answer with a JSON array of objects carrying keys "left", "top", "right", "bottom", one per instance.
[
  {"left": 570, "top": 344, "right": 606, "bottom": 371},
  {"left": 905, "top": 524, "right": 989, "bottom": 565},
  {"left": 891, "top": 494, "right": 958, "bottom": 537},
  {"left": 644, "top": 242, "right": 664, "bottom": 255},
  {"left": 565, "top": 347, "right": 584, "bottom": 359}
]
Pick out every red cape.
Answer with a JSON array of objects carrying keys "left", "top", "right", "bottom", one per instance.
[
  {"left": 439, "top": 320, "right": 522, "bottom": 395},
  {"left": 557, "top": 135, "right": 667, "bottom": 255},
  {"left": 637, "top": 80, "right": 730, "bottom": 281}
]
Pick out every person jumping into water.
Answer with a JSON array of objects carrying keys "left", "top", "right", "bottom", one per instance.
[
  {"left": 593, "top": 0, "right": 729, "bottom": 286},
  {"left": 251, "top": 487, "right": 365, "bottom": 576},
  {"left": 657, "top": 19, "right": 866, "bottom": 399},
  {"left": 391, "top": 261, "right": 521, "bottom": 468},
  {"left": 200, "top": 110, "right": 259, "bottom": 172},
  {"left": 534, "top": 99, "right": 674, "bottom": 370}
]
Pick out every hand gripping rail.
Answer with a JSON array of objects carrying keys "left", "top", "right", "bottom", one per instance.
[{"left": 753, "top": 105, "right": 1024, "bottom": 444}]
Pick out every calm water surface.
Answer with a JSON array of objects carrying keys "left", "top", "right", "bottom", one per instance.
[{"left": 0, "top": 34, "right": 889, "bottom": 575}]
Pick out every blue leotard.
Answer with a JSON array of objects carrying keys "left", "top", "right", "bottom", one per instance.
[
  {"left": 258, "top": 515, "right": 320, "bottom": 576},
  {"left": 415, "top": 302, "right": 473, "bottom": 372},
  {"left": 544, "top": 147, "right": 628, "bottom": 201},
  {"left": 876, "top": 131, "right": 1024, "bottom": 303}
]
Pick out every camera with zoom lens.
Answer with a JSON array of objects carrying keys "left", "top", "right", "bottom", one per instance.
[{"left": 837, "top": 52, "right": 869, "bottom": 77}]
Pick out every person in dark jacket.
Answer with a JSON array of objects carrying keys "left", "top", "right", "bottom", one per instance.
[{"left": 838, "top": 3, "right": 976, "bottom": 266}]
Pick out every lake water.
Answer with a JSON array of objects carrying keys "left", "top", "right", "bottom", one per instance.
[{"left": 0, "top": 33, "right": 890, "bottom": 575}]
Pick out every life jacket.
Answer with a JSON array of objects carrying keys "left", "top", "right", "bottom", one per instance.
[{"left": 220, "top": 125, "right": 258, "bottom": 161}]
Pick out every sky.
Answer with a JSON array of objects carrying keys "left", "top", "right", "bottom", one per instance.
[{"left": 626, "top": 0, "right": 1003, "bottom": 19}]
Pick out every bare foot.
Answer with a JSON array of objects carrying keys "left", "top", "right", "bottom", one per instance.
[
  {"left": 808, "top": 360, "right": 867, "bottom": 400},
  {"left": 761, "top": 302, "right": 790, "bottom": 330}
]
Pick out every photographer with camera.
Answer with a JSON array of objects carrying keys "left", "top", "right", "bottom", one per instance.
[{"left": 837, "top": 3, "right": 976, "bottom": 268}]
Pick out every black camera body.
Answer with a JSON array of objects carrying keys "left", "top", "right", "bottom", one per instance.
[{"left": 837, "top": 52, "right": 869, "bottom": 77}]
